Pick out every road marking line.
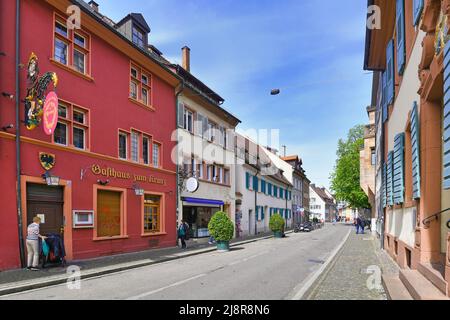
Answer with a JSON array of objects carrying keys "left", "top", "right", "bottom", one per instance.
[
  {"left": 126, "top": 273, "right": 206, "bottom": 300},
  {"left": 288, "top": 228, "right": 351, "bottom": 300},
  {"left": 228, "top": 250, "right": 269, "bottom": 266}
]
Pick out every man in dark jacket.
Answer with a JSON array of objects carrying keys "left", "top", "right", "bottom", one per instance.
[{"left": 357, "top": 217, "right": 365, "bottom": 234}]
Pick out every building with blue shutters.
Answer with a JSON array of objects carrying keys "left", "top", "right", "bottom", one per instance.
[
  {"left": 234, "top": 133, "right": 293, "bottom": 236},
  {"left": 363, "top": 0, "right": 450, "bottom": 298}
]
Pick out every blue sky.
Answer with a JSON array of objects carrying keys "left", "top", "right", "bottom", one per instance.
[{"left": 95, "top": 0, "right": 372, "bottom": 189}]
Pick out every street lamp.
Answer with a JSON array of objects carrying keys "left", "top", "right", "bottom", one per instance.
[
  {"left": 42, "top": 171, "right": 60, "bottom": 186},
  {"left": 132, "top": 184, "right": 145, "bottom": 196}
]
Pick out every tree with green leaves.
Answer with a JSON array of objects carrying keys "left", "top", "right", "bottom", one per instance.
[{"left": 330, "top": 125, "right": 370, "bottom": 209}]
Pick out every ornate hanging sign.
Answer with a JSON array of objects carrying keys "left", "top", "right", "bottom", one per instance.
[
  {"left": 42, "top": 91, "right": 58, "bottom": 135},
  {"left": 39, "top": 152, "right": 56, "bottom": 171},
  {"left": 25, "top": 52, "right": 58, "bottom": 130}
]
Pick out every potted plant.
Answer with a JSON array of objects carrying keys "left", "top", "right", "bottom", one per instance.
[
  {"left": 269, "top": 213, "right": 285, "bottom": 238},
  {"left": 208, "top": 211, "right": 234, "bottom": 252}
]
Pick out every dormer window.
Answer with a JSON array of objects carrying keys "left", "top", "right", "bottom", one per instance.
[{"left": 132, "top": 26, "right": 144, "bottom": 48}]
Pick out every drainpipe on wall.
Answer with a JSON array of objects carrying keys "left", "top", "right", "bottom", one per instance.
[
  {"left": 254, "top": 171, "right": 258, "bottom": 236},
  {"left": 15, "top": 0, "right": 25, "bottom": 268},
  {"left": 175, "top": 81, "right": 184, "bottom": 243}
]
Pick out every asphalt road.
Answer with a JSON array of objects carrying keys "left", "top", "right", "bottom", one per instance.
[{"left": 2, "top": 224, "right": 351, "bottom": 300}]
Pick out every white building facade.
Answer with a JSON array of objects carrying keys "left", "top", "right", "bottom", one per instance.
[
  {"left": 309, "top": 186, "right": 326, "bottom": 221},
  {"left": 234, "top": 135, "right": 293, "bottom": 236},
  {"left": 175, "top": 50, "right": 240, "bottom": 238}
]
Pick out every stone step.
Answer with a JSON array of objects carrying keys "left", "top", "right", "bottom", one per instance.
[
  {"left": 399, "top": 269, "right": 449, "bottom": 300},
  {"left": 382, "top": 275, "right": 413, "bottom": 300},
  {"left": 417, "top": 262, "right": 448, "bottom": 295}
]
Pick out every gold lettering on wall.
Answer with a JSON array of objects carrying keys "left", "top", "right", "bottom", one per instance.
[{"left": 91, "top": 165, "right": 166, "bottom": 185}]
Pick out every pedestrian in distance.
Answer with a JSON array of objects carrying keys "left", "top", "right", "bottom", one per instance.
[
  {"left": 354, "top": 219, "right": 359, "bottom": 234},
  {"left": 357, "top": 217, "right": 365, "bottom": 234},
  {"left": 26, "top": 216, "right": 47, "bottom": 271},
  {"left": 366, "top": 220, "right": 372, "bottom": 232},
  {"left": 177, "top": 220, "right": 189, "bottom": 249}
]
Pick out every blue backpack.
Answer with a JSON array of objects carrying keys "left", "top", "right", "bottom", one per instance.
[{"left": 42, "top": 239, "right": 50, "bottom": 257}]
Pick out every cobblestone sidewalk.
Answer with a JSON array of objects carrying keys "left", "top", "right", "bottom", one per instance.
[{"left": 305, "top": 229, "right": 399, "bottom": 300}]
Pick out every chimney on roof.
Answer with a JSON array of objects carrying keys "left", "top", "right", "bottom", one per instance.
[
  {"left": 182, "top": 46, "right": 191, "bottom": 72},
  {"left": 88, "top": 0, "right": 99, "bottom": 12}
]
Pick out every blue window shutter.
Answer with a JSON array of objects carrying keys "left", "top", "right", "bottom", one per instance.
[
  {"left": 382, "top": 71, "right": 389, "bottom": 123},
  {"left": 396, "top": 0, "right": 406, "bottom": 75},
  {"left": 246, "top": 172, "right": 250, "bottom": 189},
  {"left": 261, "top": 180, "right": 266, "bottom": 194},
  {"left": 444, "top": 42, "right": 450, "bottom": 189},
  {"left": 393, "top": 133, "right": 405, "bottom": 204},
  {"left": 261, "top": 207, "right": 265, "bottom": 220},
  {"left": 413, "top": 0, "right": 423, "bottom": 26},
  {"left": 386, "top": 39, "right": 395, "bottom": 105},
  {"left": 411, "top": 102, "right": 421, "bottom": 198},
  {"left": 253, "top": 176, "right": 259, "bottom": 191},
  {"left": 274, "top": 186, "right": 277, "bottom": 198},
  {"left": 387, "top": 151, "right": 394, "bottom": 206}
]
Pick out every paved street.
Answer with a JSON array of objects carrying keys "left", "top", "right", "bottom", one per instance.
[{"left": 2, "top": 224, "right": 350, "bottom": 300}]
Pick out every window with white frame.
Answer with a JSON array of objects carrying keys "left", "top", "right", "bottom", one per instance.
[
  {"left": 142, "top": 136, "right": 150, "bottom": 165},
  {"left": 184, "top": 108, "right": 194, "bottom": 133},
  {"left": 197, "top": 161, "right": 204, "bottom": 179},
  {"left": 131, "top": 131, "right": 139, "bottom": 162},
  {"left": 54, "top": 103, "right": 89, "bottom": 150},
  {"left": 153, "top": 143, "right": 160, "bottom": 168},
  {"left": 53, "top": 16, "right": 90, "bottom": 75},
  {"left": 119, "top": 132, "right": 128, "bottom": 160}
]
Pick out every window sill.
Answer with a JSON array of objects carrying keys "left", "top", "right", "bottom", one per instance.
[
  {"left": 198, "top": 179, "right": 231, "bottom": 188},
  {"left": 54, "top": 142, "right": 90, "bottom": 153},
  {"left": 141, "top": 232, "right": 167, "bottom": 237},
  {"left": 93, "top": 235, "right": 129, "bottom": 241},
  {"left": 49, "top": 58, "right": 94, "bottom": 82},
  {"left": 129, "top": 97, "right": 155, "bottom": 111}
]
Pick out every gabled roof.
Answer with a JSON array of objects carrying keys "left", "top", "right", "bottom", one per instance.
[
  {"left": 117, "top": 13, "right": 151, "bottom": 33},
  {"left": 174, "top": 65, "right": 241, "bottom": 126},
  {"left": 73, "top": 0, "right": 180, "bottom": 85},
  {"left": 310, "top": 185, "right": 335, "bottom": 204}
]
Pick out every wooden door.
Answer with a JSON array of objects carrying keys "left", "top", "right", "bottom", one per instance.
[{"left": 26, "top": 183, "right": 64, "bottom": 235}]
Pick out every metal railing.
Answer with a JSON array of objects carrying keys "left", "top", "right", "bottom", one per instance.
[{"left": 422, "top": 208, "right": 450, "bottom": 229}]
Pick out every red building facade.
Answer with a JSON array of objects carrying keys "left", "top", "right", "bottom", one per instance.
[{"left": 0, "top": 0, "right": 179, "bottom": 270}]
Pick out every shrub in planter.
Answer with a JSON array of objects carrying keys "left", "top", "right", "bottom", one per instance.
[
  {"left": 208, "top": 212, "right": 234, "bottom": 251},
  {"left": 269, "top": 214, "right": 285, "bottom": 238}
]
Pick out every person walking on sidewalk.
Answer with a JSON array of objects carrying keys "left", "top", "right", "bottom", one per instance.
[
  {"left": 26, "top": 216, "right": 47, "bottom": 271},
  {"left": 355, "top": 217, "right": 365, "bottom": 234},
  {"left": 178, "top": 220, "right": 189, "bottom": 249}
]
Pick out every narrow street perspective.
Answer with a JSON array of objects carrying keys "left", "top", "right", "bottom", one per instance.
[{"left": 2, "top": 224, "right": 352, "bottom": 300}]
